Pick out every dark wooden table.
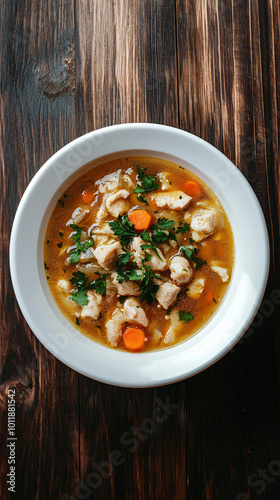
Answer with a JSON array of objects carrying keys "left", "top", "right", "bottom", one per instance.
[{"left": 1, "top": 1, "right": 280, "bottom": 499}]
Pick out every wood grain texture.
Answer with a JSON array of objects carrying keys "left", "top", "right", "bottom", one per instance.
[
  {"left": 0, "top": 1, "right": 79, "bottom": 499},
  {"left": 0, "top": 0, "right": 280, "bottom": 499}
]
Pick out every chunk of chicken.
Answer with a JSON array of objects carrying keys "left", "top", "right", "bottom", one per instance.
[
  {"left": 106, "top": 308, "right": 125, "bottom": 346},
  {"left": 170, "top": 256, "right": 193, "bottom": 285},
  {"left": 122, "top": 174, "right": 136, "bottom": 191},
  {"left": 191, "top": 209, "right": 216, "bottom": 236},
  {"left": 112, "top": 272, "right": 139, "bottom": 296},
  {"left": 91, "top": 224, "right": 115, "bottom": 236},
  {"left": 151, "top": 191, "right": 192, "bottom": 210},
  {"left": 163, "top": 309, "right": 181, "bottom": 344},
  {"left": 155, "top": 282, "right": 181, "bottom": 309},
  {"left": 187, "top": 278, "right": 205, "bottom": 299},
  {"left": 105, "top": 189, "right": 130, "bottom": 217},
  {"left": 79, "top": 247, "right": 95, "bottom": 262},
  {"left": 123, "top": 298, "right": 148, "bottom": 327},
  {"left": 211, "top": 265, "right": 229, "bottom": 282},
  {"left": 90, "top": 224, "right": 116, "bottom": 247},
  {"left": 93, "top": 241, "right": 122, "bottom": 270},
  {"left": 97, "top": 173, "right": 121, "bottom": 194},
  {"left": 95, "top": 203, "right": 108, "bottom": 223},
  {"left": 131, "top": 237, "right": 168, "bottom": 271},
  {"left": 157, "top": 172, "right": 171, "bottom": 191},
  {"left": 80, "top": 291, "right": 102, "bottom": 320},
  {"left": 71, "top": 206, "right": 90, "bottom": 224},
  {"left": 57, "top": 279, "right": 71, "bottom": 293}
]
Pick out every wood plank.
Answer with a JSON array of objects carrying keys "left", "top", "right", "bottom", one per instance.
[
  {"left": 177, "top": 0, "right": 280, "bottom": 498},
  {"left": 0, "top": 1, "right": 79, "bottom": 498},
  {"left": 74, "top": 2, "right": 186, "bottom": 500}
]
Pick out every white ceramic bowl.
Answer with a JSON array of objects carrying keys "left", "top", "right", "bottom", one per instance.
[{"left": 10, "top": 124, "right": 269, "bottom": 387}]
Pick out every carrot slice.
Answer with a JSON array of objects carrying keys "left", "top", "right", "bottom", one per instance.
[
  {"left": 128, "top": 210, "right": 152, "bottom": 231},
  {"left": 203, "top": 290, "right": 215, "bottom": 305},
  {"left": 123, "top": 327, "right": 146, "bottom": 351},
  {"left": 183, "top": 181, "right": 201, "bottom": 198},
  {"left": 82, "top": 190, "right": 94, "bottom": 204}
]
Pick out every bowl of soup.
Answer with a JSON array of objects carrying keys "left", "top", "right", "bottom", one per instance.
[{"left": 10, "top": 124, "right": 269, "bottom": 387}]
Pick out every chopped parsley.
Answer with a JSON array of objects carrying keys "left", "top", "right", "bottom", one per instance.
[
  {"left": 134, "top": 167, "right": 159, "bottom": 194},
  {"left": 57, "top": 242, "right": 62, "bottom": 248},
  {"left": 70, "top": 271, "right": 107, "bottom": 305},
  {"left": 189, "top": 237, "right": 195, "bottom": 244},
  {"left": 176, "top": 222, "right": 190, "bottom": 234},
  {"left": 115, "top": 268, "right": 142, "bottom": 283},
  {"left": 213, "top": 298, "right": 217, "bottom": 304},
  {"left": 157, "top": 218, "right": 175, "bottom": 230},
  {"left": 75, "top": 317, "right": 80, "bottom": 325},
  {"left": 69, "top": 224, "right": 93, "bottom": 264},
  {"left": 140, "top": 230, "right": 163, "bottom": 260},
  {"left": 44, "top": 262, "right": 50, "bottom": 270},
  {"left": 138, "top": 266, "right": 161, "bottom": 305},
  {"left": 118, "top": 252, "right": 133, "bottom": 266},
  {"left": 137, "top": 194, "right": 149, "bottom": 206},
  {"left": 108, "top": 214, "right": 137, "bottom": 249},
  {"left": 151, "top": 218, "right": 177, "bottom": 244},
  {"left": 178, "top": 311, "right": 194, "bottom": 324},
  {"left": 59, "top": 231, "right": 64, "bottom": 237},
  {"left": 181, "top": 246, "right": 207, "bottom": 270}
]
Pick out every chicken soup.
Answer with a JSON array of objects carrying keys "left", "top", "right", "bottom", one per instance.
[{"left": 44, "top": 157, "right": 234, "bottom": 351}]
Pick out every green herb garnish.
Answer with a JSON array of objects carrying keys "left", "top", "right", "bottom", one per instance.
[
  {"left": 57, "top": 242, "right": 62, "bottom": 248},
  {"left": 108, "top": 214, "right": 137, "bottom": 249},
  {"left": 118, "top": 252, "right": 133, "bottom": 266},
  {"left": 181, "top": 246, "right": 207, "bottom": 270},
  {"left": 138, "top": 266, "right": 161, "bottom": 305},
  {"left": 137, "top": 195, "right": 149, "bottom": 206},
  {"left": 176, "top": 222, "right": 190, "bottom": 234},
  {"left": 157, "top": 218, "right": 175, "bottom": 230},
  {"left": 69, "top": 224, "right": 93, "bottom": 264},
  {"left": 134, "top": 167, "right": 159, "bottom": 194},
  {"left": 70, "top": 271, "right": 107, "bottom": 305},
  {"left": 140, "top": 230, "right": 163, "bottom": 260},
  {"left": 59, "top": 231, "right": 64, "bottom": 237},
  {"left": 75, "top": 317, "right": 80, "bottom": 325},
  {"left": 178, "top": 311, "right": 194, "bottom": 324},
  {"left": 44, "top": 262, "right": 50, "bottom": 270}
]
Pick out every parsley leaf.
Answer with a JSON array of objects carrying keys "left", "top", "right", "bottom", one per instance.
[
  {"left": 140, "top": 230, "right": 163, "bottom": 260},
  {"left": 181, "top": 246, "right": 194, "bottom": 260},
  {"left": 118, "top": 252, "right": 133, "bottom": 266},
  {"left": 70, "top": 272, "right": 107, "bottom": 305},
  {"left": 88, "top": 275, "right": 107, "bottom": 296},
  {"left": 108, "top": 214, "right": 137, "bottom": 249},
  {"left": 181, "top": 246, "right": 207, "bottom": 270},
  {"left": 193, "top": 257, "right": 207, "bottom": 270},
  {"left": 70, "top": 271, "right": 87, "bottom": 289},
  {"left": 71, "top": 290, "right": 88, "bottom": 306},
  {"left": 116, "top": 268, "right": 143, "bottom": 283},
  {"left": 157, "top": 218, "right": 175, "bottom": 230},
  {"left": 69, "top": 224, "right": 93, "bottom": 264},
  {"left": 137, "top": 195, "right": 149, "bottom": 206},
  {"left": 151, "top": 227, "right": 169, "bottom": 243},
  {"left": 138, "top": 266, "right": 161, "bottom": 305},
  {"left": 178, "top": 311, "right": 194, "bottom": 323},
  {"left": 134, "top": 167, "right": 159, "bottom": 194},
  {"left": 176, "top": 222, "right": 190, "bottom": 234}
]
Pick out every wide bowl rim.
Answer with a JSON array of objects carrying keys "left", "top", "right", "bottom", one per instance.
[{"left": 9, "top": 123, "right": 270, "bottom": 387}]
